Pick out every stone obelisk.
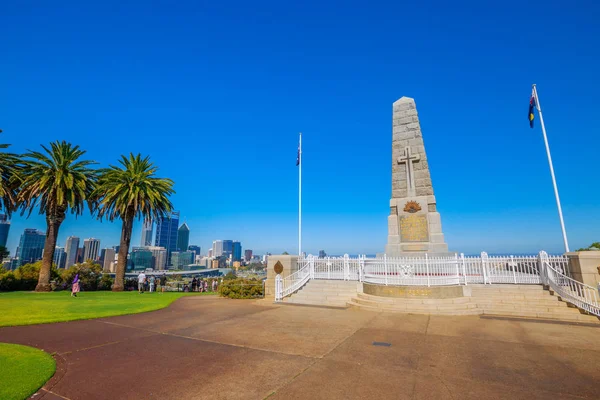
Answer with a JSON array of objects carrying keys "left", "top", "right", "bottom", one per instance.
[{"left": 385, "top": 97, "right": 449, "bottom": 255}]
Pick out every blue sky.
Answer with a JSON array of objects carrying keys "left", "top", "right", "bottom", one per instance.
[{"left": 1, "top": 0, "right": 599, "bottom": 256}]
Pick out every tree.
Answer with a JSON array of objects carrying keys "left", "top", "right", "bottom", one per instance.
[
  {"left": 0, "top": 246, "right": 9, "bottom": 260},
  {"left": 0, "top": 132, "right": 21, "bottom": 215},
  {"left": 19, "top": 141, "right": 96, "bottom": 291},
  {"left": 93, "top": 154, "right": 174, "bottom": 291}
]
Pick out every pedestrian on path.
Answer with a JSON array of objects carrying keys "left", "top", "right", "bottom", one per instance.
[
  {"left": 71, "top": 273, "right": 80, "bottom": 297},
  {"left": 149, "top": 275, "right": 155, "bottom": 292}
]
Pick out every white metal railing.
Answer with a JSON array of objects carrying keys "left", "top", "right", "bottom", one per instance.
[
  {"left": 541, "top": 252, "right": 600, "bottom": 317},
  {"left": 274, "top": 252, "right": 600, "bottom": 317}
]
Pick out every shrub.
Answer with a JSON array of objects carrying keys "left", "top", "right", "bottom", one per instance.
[
  {"left": 0, "top": 271, "right": 18, "bottom": 291},
  {"left": 61, "top": 261, "right": 104, "bottom": 291},
  {"left": 218, "top": 278, "right": 264, "bottom": 299}
]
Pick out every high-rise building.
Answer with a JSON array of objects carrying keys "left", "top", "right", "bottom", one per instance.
[
  {"left": 141, "top": 219, "right": 153, "bottom": 247},
  {"left": 207, "top": 248, "right": 213, "bottom": 258},
  {"left": 147, "top": 246, "right": 167, "bottom": 270},
  {"left": 244, "top": 249, "right": 253, "bottom": 262},
  {"left": 171, "top": 251, "right": 194, "bottom": 269},
  {"left": 212, "top": 240, "right": 223, "bottom": 257},
  {"left": 0, "top": 214, "right": 10, "bottom": 248},
  {"left": 319, "top": 250, "right": 327, "bottom": 258},
  {"left": 155, "top": 211, "right": 180, "bottom": 264},
  {"left": 53, "top": 246, "right": 66, "bottom": 269},
  {"left": 232, "top": 241, "right": 242, "bottom": 262},
  {"left": 17, "top": 229, "right": 45, "bottom": 266},
  {"left": 76, "top": 247, "right": 84, "bottom": 264},
  {"left": 188, "top": 245, "right": 201, "bottom": 258},
  {"left": 100, "top": 248, "right": 116, "bottom": 272},
  {"left": 222, "top": 240, "right": 233, "bottom": 258},
  {"left": 130, "top": 247, "right": 153, "bottom": 271},
  {"left": 83, "top": 238, "right": 100, "bottom": 262},
  {"left": 177, "top": 223, "right": 190, "bottom": 252},
  {"left": 64, "top": 236, "right": 80, "bottom": 268}
]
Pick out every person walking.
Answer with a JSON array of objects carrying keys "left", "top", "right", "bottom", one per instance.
[
  {"left": 212, "top": 279, "right": 217, "bottom": 292},
  {"left": 161, "top": 274, "right": 167, "bottom": 292},
  {"left": 71, "top": 273, "right": 80, "bottom": 297},
  {"left": 191, "top": 277, "right": 198, "bottom": 292},
  {"left": 149, "top": 275, "right": 155, "bottom": 293},
  {"left": 138, "top": 271, "right": 146, "bottom": 294}
]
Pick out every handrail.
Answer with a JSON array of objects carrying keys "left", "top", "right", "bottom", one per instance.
[
  {"left": 544, "top": 261, "right": 600, "bottom": 317},
  {"left": 275, "top": 256, "right": 311, "bottom": 302}
]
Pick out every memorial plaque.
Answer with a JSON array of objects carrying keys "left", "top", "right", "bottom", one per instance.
[
  {"left": 274, "top": 261, "right": 284, "bottom": 274},
  {"left": 399, "top": 214, "right": 429, "bottom": 242}
]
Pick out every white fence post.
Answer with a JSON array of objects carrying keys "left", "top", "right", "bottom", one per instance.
[
  {"left": 481, "top": 252, "right": 489, "bottom": 284},
  {"left": 461, "top": 253, "right": 467, "bottom": 285},
  {"left": 511, "top": 255, "right": 517, "bottom": 284},
  {"left": 454, "top": 253, "right": 459, "bottom": 285},
  {"left": 275, "top": 274, "right": 282, "bottom": 302},
  {"left": 538, "top": 251, "right": 548, "bottom": 286},
  {"left": 344, "top": 254, "right": 350, "bottom": 281},
  {"left": 309, "top": 255, "right": 315, "bottom": 280},
  {"left": 384, "top": 254, "right": 388, "bottom": 286},
  {"left": 426, "top": 253, "right": 430, "bottom": 287},
  {"left": 359, "top": 255, "right": 364, "bottom": 282}
]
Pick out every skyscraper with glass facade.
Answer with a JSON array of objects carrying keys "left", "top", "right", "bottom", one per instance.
[
  {"left": 171, "top": 251, "right": 194, "bottom": 269},
  {"left": 232, "top": 241, "right": 242, "bottom": 262},
  {"left": 17, "top": 228, "right": 46, "bottom": 266},
  {"left": 83, "top": 238, "right": 100, "bottom": 262},
  {"left": 65, "top": 236, "right": 80, "bottom": 268},
  {"left": 140, "top": 219, "right": 153, "bottom": 246},
  {"left": 53, "top": 246, "right": 66, "bottom": 269},
  {"left": 177, "top": 223, "right": 190, "bottom": 252},
  {"left": 0, "top": 214, "right": 10, "bottom": 248},
  {"left": 130, "top": 247, "right": 153, "bottom": 270},
  {"left": 155, "top": 211, "right": 180, "bottom": 265}
]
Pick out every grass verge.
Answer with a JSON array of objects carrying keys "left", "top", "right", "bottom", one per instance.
[
  {"left": 0, "top": 291, "right": 215, "bottom": 327},
  {"left": 0, "top": 343, "right": 56, "bottom": 400}
]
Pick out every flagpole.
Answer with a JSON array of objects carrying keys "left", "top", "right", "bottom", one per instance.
[
  {"left": 533, "top": 84, "right": 570, "bottom": 252},
  {"left": 298, "top": 132, "right": 302, "bottom": 257}
]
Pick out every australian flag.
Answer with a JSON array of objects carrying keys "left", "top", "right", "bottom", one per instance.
[{"left": 529, "top": 89, "right": 536, "bottom": 128}]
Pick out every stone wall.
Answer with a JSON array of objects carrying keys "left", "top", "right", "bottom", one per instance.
[{"left": 264, "top": 255, "right": 299, "bottom": 300}]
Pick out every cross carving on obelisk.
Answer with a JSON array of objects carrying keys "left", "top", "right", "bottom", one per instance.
[{"left": 397, "top": 146, "right": 420, "bottom": 196}]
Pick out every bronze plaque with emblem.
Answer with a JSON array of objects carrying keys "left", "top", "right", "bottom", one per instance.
[
  {"left": 399, "top": 214, "right": 429, "bottom": 242},
  {"left": 403, "top": 201, "right": 422, "bottom": 213},
  {"left": 274, "top": 261, "right": 284, "bottom": 274}
]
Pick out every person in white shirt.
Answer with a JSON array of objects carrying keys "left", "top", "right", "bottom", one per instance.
[{"left": 137, "top": 272, "right": 146, "bottom": 294}]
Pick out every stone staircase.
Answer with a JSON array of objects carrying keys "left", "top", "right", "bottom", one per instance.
[
  {"left": 282, "top": 280, "right": 358, "bottom": 308},
  {"left": 347, "top": 284, "right": 600, "bottom": 323}
]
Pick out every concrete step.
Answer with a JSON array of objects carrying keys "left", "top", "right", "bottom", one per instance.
[
  {"left": 356, "top": 293, "right": 471, "bottom": 305},
  {"left": 347, "top": 300, "right": 480, "bottom": 316},
  {"left": 285, "top": 298, "right": 348, "bottom": 307},
  {"left": 477, "top": 304, "right": 573, "bottom": 313},
  {"left": 352, "top": 297, "right": 478, "bottom": 311}
]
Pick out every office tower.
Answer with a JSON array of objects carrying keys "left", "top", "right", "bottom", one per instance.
[
  {"left": 65, "top": 236, "right": 80, "bottom": 268},
  {"left": 188, "top": 245, "right": 201, "bottom": 257},
  {"left": 155, "top": 211, "right": 180, "bottom": 264},
  {"left": 83, "top": 238, "right": 100, "bottom": 262},
  {"left": 0, "top": 214, "right": 10, "bottom": 248},
  {"left": 171, "top": 251, "right": 194, "bottom": 269},
  {"left": 141, "top": 219, "right": 153, "bottom": 246},
  {"left": 100, "top": 248, "right": 116, "bottom": 272},
  {"left": 207, "top": 248, "right": 213, "bottom": 258},
  {"left": 212, "top": 240, "right": 223, "bottom": 257},
  {"left": 244, "top": 249, "right": 253, "bottom": 262},
  {"left": 76, "top": 247, "right": 84, "bottom": 264},
  {"left": 177, "top": 223, "right": 190, "bottom": 251},
  {"left": 130, "top": 247, "right": 153, "bottom": 270},
  {"left": 319, "top": 250, "right": 327, "bottom": 258},
  {"left": 232, "top": 241, "right": 242, "bottom": 262},
  {"left": 53, "top": 246, "right": 66, "bottom": 269},
  {"left": 222, "top": 240, "right": 233, "bottom": 258},
  {"left": 147, "top": 246, "right": 167, "bottom": 270},
  {"left": 17, "top": 228, "right": 46, "bottom": 266}
]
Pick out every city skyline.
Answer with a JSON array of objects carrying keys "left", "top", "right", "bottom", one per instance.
[{"left": 1, "top": 2, "right": 599, "bottom": 255}]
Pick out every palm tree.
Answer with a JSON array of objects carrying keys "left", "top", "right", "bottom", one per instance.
[
  {"left": 93, "top": 154, "right": 174, "bottom": 291},
  {"left": 0, "top": 130, "right": 22, "bottom": 215},
  {"left": 19, "top": 141, "right": 96, "bottom": 291}
]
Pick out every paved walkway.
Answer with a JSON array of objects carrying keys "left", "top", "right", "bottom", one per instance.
[{"left": 1, "top": 296, "right": 600, "bottom": 399}]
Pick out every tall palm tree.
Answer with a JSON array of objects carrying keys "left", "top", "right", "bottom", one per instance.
[
  {"left": 0, "top": 131, "right": 22, "bottom": 215},
  {"left": 93, "top": 154, "right": 174, "bottom": 291},
  {"left": 19, "top": 141, "right": 96, "bottom": 291}
]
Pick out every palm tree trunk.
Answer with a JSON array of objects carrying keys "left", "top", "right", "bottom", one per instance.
[
  {"left": 36, "top": 212, "right": 64, "bottom": 292},
  {"left": 112, "top": 209, "right": 134, "bottom": 291}
]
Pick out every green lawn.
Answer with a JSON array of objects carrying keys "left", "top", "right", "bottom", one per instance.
[
  {"left": 0, "top": 291, "right": 214, "bottom": 327},
  {"left": 0, "top": 343, "right": 56, "bottom": 400}
]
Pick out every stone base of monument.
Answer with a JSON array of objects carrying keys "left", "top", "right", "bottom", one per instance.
[{"left": 362, "top": 282, "right": 470, "bottom": 299}]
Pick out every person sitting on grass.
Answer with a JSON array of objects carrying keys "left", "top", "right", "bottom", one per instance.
[
  {"left": 71, "top": 273, "right": 80, "bottom": 297},
  {"left": 138, "top": 271, "right": 146, "bottom": 294}
]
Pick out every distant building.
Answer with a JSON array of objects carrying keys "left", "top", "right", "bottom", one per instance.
[
  {"left": 232, "top": 241, "right": 242, "bottom": 262},
  {"left": 222, "top": 240, "right": 233, "bottom": 258},
  {"left": 244, "top": 249, "right": 253, "bottom": 262},
  {"left": 319, "top": 250, "right": 327, "bottom": 258},
  {"left": 0, "top": 214, "right": 10, "bottom": 248},
  {"left": 171, "top": 251, "right": 194, "bottom": 269},
  {"left": 17, "top": 228, "right": 45, "bottom": 266},
  {"left": 155, "top": 211, "right": 180, "bottom": 264},
  {"left": 53, "top": 246, "right": 66, "bottom": 269},
  {"left": 147, "top": 246, "right": 167, "bottom": 270},
  {"left": 76, "top": 247, "right": 84, "bottom": 264},
  {"left": 100, "top": 248, "right": 116, "bottom": 272},
  {"left": 188, "top": 245, "right": 201, "bottom": 258},
  {"left": 130, "top": 247, "right": 153, "bottom": 271},
  {"left": 83, "top": 238, "right": 100, "bottom": 262},
  {"left": 140, "top": 219, "right": 153, "bottom": 246},
  {"left": 64, "top": 236, "right": 80, "bottom": 268},
  {"left": 207, "top": 248, "right": 213, "bottom": 258},
  {"left": 177, "top": 223, "right": 190, "bottom": 252},
  {"left": 212, "top": 240, "right": 223, "bottom": 257}
]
